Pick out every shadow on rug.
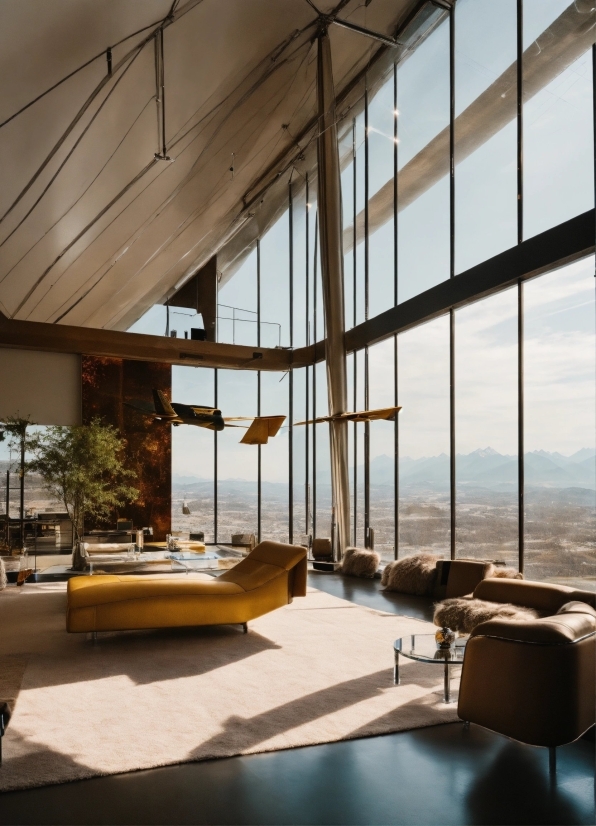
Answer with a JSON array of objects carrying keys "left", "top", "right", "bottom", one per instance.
[{"left": 0, "top": 584, "right": 459, "bottom": 791}]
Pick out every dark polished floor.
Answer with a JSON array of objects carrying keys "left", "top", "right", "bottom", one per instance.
[{"left": 0, "top": 572, "right": 593, "bottom": 826}]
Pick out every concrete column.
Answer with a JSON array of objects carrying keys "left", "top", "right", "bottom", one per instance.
[{"left": 316, "top": 28, "right": 350, "bottom": 557}]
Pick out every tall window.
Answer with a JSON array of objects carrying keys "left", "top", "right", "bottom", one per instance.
[
  {"left": 397, "top": 16, "right": 450, "bottom": 302},
  {"left": 455, "top": 289, "right": 519, "bottom": 566},
  {"left": 524, "top": 256, "right": 596, "bottom": 583},
  {"left": 171, "top": 366, "right": 215, "bottom": 540},
  {"left": 454, "top": 0, "right": 517, "bottom": 273},
  {"left": 523, "top": 1, "right": 595, "bottom": 238},
  {"left": 398, "top": 317, "right": 451, "bottom": 559}
]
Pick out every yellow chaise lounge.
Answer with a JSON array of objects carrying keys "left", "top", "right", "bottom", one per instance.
[{"left": 66, "top": 541, "right": 307, "bottom": 634}]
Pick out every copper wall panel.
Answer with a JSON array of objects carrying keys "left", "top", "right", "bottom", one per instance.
[{"left": 81, "top": 355, "right": 171, "bottom": 540}]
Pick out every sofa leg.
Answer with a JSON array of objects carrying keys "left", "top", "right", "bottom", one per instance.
[
  {"left": 92, "top": 631, "right": 98, "bottom": 643},
  {"left": 242, "top": 623, "right": 248, "bottom": 634},
  {"left": 549, "top": 747, "right": 556, "bottom": 783}
]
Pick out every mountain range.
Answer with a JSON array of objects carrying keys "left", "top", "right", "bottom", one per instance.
[{"left": 173, "top": 447, "right": 596, "bottom": 491}]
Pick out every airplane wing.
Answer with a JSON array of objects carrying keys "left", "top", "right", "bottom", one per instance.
[
  {"left": 294, "top": 406, "right": 401, "bottom": 426},
  {"left": 240, "top": 416, "right": 286, "bottom": 445},
  {"left": 152, "top": 389, "right": 178, "bottom": 419}
]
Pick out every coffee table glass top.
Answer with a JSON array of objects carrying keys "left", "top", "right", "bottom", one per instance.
[
  {"left": 394, "top": 634, "right": 467, "bottom": 664},
  {"left": 88, "top": 547, "right": 243, "bottom": 575}
]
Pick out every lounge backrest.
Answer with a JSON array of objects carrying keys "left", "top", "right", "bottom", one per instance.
[
  {"left": 473, "top": 578, "right": 596, "bottom": 612},
  {"left": 219, "top": 541, "right": 307, "bottom": 595}
]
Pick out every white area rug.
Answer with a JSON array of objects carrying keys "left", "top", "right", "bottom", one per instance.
[{"left": 0, "top": 582, "right": 459, "bottom": 791}]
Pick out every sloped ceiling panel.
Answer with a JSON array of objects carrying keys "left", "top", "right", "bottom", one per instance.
[{"left": 0, "top": 0, "right": 420, "bottom": 331}]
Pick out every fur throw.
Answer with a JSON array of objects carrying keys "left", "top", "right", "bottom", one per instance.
[
  {"left": 381, "top": 553, "right": 439, "bottom": 595},
  {"left": 341, "top": 547, "right": 380, "bottom": 578},
  {"left": 434, "top": 597, "right": 540, "bottom": 634},
  {"left": 490, "top": 566, "right": 523, "bottom": 579}
]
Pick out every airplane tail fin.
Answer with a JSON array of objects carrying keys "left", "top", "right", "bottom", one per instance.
[{"left": 152, "top": 389, "right": 177, "bottom": 418}]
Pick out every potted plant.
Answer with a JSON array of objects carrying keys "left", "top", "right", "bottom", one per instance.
[{"left": 28, "top": 419, "right": 139, "bottom": 571}]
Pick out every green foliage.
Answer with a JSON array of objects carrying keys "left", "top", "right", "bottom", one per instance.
[
  {"left": 27, "top": 419, "right": 139, "bottom": 550},
  {"left": 0, "top": 415, "right": 33, "bottom": 471}
]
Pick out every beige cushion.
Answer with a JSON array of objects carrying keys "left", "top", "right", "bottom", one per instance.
[
  {"left": 341, "top": 547, "right": 379, "bottom": 578},
  {"left": 381, "top": 554, "right": 438, "bottom": 595}
]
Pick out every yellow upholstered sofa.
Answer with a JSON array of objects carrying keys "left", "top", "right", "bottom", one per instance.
[{"left": 66, "top": 541, "right": 307, "bottom": 634}]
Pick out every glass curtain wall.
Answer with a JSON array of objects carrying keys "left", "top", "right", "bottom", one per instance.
[
  {"left": 168, "top": 0, "right": 594, "bottom": 585},
  {"left": 340, "top": 0, "right": 594, "bottom": 585}
]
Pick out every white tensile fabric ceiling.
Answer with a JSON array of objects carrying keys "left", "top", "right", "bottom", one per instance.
[{"left": 0, "top": 0, "right": 421, "bottom": 331}]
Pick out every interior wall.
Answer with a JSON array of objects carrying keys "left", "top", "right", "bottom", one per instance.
[
  {"left": 81, "top": 355, "right": 172, "bottom": 540},
  {"left": 0, "top": 347, "right": 81, "bottom": 425}
]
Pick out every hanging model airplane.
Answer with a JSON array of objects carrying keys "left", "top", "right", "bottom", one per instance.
[
  {"left": 126, "top": 390, "right": 286, "bottom": 446},
  {"left": 294, "top": 406, "right": 401, "bottom": 426}
]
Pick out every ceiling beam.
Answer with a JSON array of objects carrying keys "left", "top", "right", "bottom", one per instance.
[{"left": 0, "top": 313, "right": 294, "bottom": 372}]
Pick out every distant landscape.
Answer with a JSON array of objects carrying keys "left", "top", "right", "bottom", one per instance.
[
  {"left": 172, "top": 447, "right": 595, "bottom": 589},
  {"left": 2, "top": 448, "right": 593, "bottom": 589}
]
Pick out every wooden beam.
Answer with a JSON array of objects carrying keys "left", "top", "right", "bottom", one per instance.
[{"left": 0, "top": 313, "right": 295, "bottom": 372}]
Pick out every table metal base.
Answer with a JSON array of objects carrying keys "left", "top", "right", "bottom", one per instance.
[{"left": 394, "top": 650, "right": 456, "bottom": 704}]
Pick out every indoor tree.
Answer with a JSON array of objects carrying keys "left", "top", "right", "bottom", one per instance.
[{"left": 27, "top": 419, "right": 139, "bottom": 570}]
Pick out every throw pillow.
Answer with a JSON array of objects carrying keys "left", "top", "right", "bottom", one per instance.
[
  {"left": 490, "top": 567, "right": 523, "bottom": 579},
  {"left": 381, "top": 553, "right": 439, "bottom": 595},
  {"left": 341, "top": 547, "right": 380, "bottom": 578},
  {"left": 434, "top": 596, "right": 540, "bottom": 634}
]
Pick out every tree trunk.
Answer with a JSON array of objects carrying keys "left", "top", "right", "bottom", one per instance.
[{"left": 70, "top": 506, "right": 85, "bottom": 571}]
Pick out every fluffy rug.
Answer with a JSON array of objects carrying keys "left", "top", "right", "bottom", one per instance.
[
  {"left": 381, "top": 554, "right": 439, "bottom": 595},
  {"left": 0, "top": 581, "right": 459, "bottom": 792},
  {"left": 433, "top": 597, "right": 541, "bottom": 634},
  {"left": 490, "top": 567, "right": 523, "bottom": 579},
  {"left": 341, "top": 547, "right": 380, "bottom": 578}
]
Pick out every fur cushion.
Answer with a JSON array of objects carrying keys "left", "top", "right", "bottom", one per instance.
[
  {"left": 490, "top": 566, "right": 523, "bottom": 579},
  {"left": 381, "top": 553, "right": 439, "bottom": 595},
  {"left": 433, "top": 597, "right": 540, "bottom": 634},
  {"left": 341, "top": 547, "right": 380, "bottom": 578}
]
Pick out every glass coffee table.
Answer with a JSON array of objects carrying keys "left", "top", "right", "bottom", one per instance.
[{"left": 393, "top": 634, "right": 467, "bottom": 704}]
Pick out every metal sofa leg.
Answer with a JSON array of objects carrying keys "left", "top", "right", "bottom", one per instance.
[{"left": 549, "top": 747, "right": 556, "bottom": 783}]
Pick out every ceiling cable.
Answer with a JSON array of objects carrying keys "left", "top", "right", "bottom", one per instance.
[
  {"left": 13, "top": 157, "right": 159, "bottom": 318},
  {"left": 0, "top": 47, "right": 144, "bottom": 249},
  {"left": 0, "top": 0, "right": 203, "bottom": 131},
  {"left": 0, "top": 0, "right": 203, "bottom": 226},
  {"left": 0, "top": 95, "right": 154, "bottom": 286}
]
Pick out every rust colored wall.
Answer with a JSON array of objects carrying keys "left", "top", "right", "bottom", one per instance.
[{"left": 81, "top": 356, "right": 171, "bottom": 540}]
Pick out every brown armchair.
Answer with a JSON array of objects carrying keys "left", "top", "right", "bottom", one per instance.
[{"left": 457, "top": 579, "right": 596, "bottom": 773}]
